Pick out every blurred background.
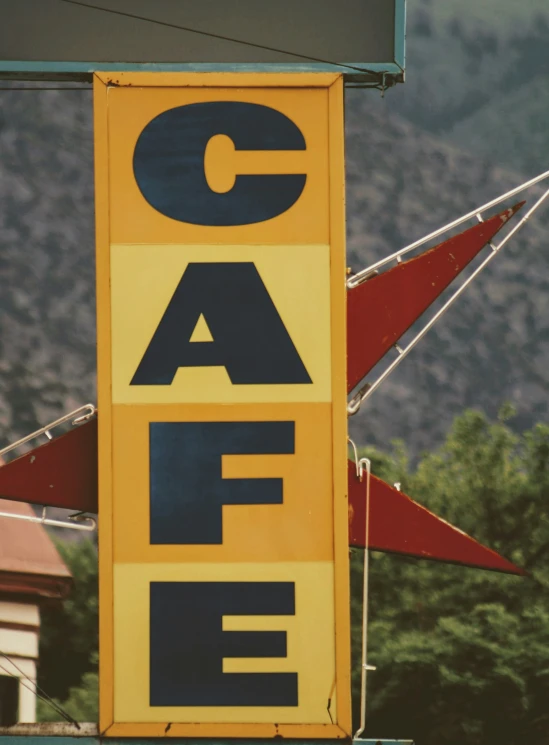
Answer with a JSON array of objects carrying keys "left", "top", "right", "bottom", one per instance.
[{"left": 1, "top": 1, "right": 549, "bottom": 742}]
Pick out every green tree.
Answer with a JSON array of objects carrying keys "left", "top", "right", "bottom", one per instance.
[
  {"left": 352, "top": 406, "right": 549, "bottom": 745},
  {"left": 37, "top": 668, "right": 98, "bottom": 723},
  {"left": 37, "top": 538, "right": 98, "bottom": 720}
]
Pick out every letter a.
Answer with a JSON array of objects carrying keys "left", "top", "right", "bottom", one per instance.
[{"left": 131, "top": 263, "right": 311, "bottom": 385}]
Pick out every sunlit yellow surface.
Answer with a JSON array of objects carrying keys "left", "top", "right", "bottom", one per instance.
[
  {"left": 110, "top": 244, "right": 331, "bottom": 404},
  {"left": 96, "top": 72, "right": 350, "bottom": 739},
  {"left": 113, "top": 561, "right": 335, "bottom": 724},
  {"left": 111, "top": 402, "right": 334, "bottom": 564},
  {"left": 106, "top": 84, "right": 330, "bottom": 246}
]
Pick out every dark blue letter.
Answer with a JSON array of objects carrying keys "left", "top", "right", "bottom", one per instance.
[
  {"left": 150, "top": 421, "right": 294, "bottom": 544},
  {"left": 133, "top": 101, "right": 306, "bottom": 226},
  {"left": 150, "top": 581, "right": 297, "bottom": 706},
  {"left": 131, "top": 262, "right": 311, "bottom": 386}
]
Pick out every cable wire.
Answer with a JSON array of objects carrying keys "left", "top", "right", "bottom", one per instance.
[
  {"left": 57, "top": 0, "right": 386, "bottom": 79},
  {"left": 0, "top": 653, "right": 80, "bottom": 728},
  {"left": 0, "top": 654, "right": 78, "bottom": 727},
  {"left": 0, "top": 657, "right": 78, "bottom": 728}
]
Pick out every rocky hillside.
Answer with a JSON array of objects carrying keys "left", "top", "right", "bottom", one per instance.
[
  {"left": 346, "top": 96, "right": 549, "bottom": 453},
  {"left": 0, "top": 1, "right": 548, "bottom": 457},
  {"left": 0, "top": 86, "right": 95, "bottom": 443}
]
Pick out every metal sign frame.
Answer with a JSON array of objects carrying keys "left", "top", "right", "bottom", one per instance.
[
  {"left": 95, "top": 71, "right": 351, "bottom": 738},
  {"left": 0, "top": 0, "right": 405, "bottom": 85}
]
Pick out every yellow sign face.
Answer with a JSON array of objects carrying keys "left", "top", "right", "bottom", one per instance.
[
  {"left": 95, "top": 72, "right": 350, "bottom": 739},
  {"left": 111, "top": 245, "right": 332, "bottom": 404}
]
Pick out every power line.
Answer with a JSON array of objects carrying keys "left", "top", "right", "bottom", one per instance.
[
  {"left": 0, "top": 653, "right": 79, "bottom": 727},
  {"left": 0, "top": 654, "right": 80, "bottom": 728},
  {"left": 57, "top": 0, "right": 383, "bottom": 79}
]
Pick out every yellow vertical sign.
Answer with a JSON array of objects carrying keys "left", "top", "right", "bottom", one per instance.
[{"left": 94, "top": 72, "right": 350, "bottom": 738}]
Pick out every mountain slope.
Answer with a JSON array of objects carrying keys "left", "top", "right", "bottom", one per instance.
[
  {"left": 0, "top": 87, "right": 95, "bottom": 442},
  {"left": 382, "top": 0, "right": 549, "bottom": 146},
  {"left": 448, "top": 75, "right": 549, "bottom": 177}
]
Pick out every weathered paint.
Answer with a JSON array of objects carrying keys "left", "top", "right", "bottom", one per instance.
[
  {"left": 347, "top": 461, "right": 525, "bottom": 575},
  {"left": 0, "top": 739, "right": 412, "bottom": 745},
  {"left": 0, "top": 730, "right": 414, "bottom": 744},
  {"left": 346, "top": 202, "right": 524, "bottom": 393},
  {"left": 0, "top": 424, "right": 526, "bottom": 576},
  {"left": 0, "top": 734, "right": 353, "bottom": 745},
  {"left": 94, "top": 72, "right": 350, "bottom": 738},
  {"left": 0, "top": 419, "right": 97, "bottom": 513}
]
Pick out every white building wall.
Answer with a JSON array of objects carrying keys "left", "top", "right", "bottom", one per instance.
[
  {"left": 0, "top": 629, "right": 38, "bottom": 659},
  {"left": 0, "top": 602, "right": 39, "bottom": 627},
  {"left": 0, "top": 602, "right": 40, "bottom": 723},
  {"left": 18, "top": 664, "right": 37, "bottom": 723}
]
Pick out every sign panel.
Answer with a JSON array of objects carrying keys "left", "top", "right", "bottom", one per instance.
[
  {"left": 0, "top": 0, "right": 405, "bottom": 84},
  {"left": 95, "top": 72, "right": 349, "bottom": 738}
]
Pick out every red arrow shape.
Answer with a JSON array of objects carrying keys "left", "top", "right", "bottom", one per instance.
[
  {"left": 347, "top": 202, "right": 524, "bottom": 393},
  {"left": 0, "top": 424, "right": 526, "bottom": 575},
  {"left": 0, "top": 419, "right": 98, "bottom": 513},
  {"left": 348, "top": 461, "right": 525, "bottom": 575}
]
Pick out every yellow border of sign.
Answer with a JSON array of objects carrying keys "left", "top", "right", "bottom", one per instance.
[
  {"left": 94, "top": 73, "right": 114, "bottom": 733},
  {"left": 327, "top": 75, "right": 352, "bottom": 737},
  {"left": 94, "top": 71, "right": 341, "bottom": 88},
  {"left": 94, "top": 72, "right": 350, "bottom": 739}
]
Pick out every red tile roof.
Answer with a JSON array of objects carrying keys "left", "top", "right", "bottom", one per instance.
[{"left": 0, "top": 499, "right": 71, "bottom": 579}]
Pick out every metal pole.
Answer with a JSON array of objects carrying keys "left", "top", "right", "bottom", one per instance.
[
  {"left": 0, "top": 403, "right": 96, "bottom": 458},
  {"left": 348, "top": 186, "right": 549, "bottom": 414},
  {"left": 0, "top": 507, "right": 96, "bottom": 532},
  {"left": 354, "top": 458, "right": 374, "bottom": 740}
]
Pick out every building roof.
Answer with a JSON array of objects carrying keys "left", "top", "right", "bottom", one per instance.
[{"left": 0, "top": 500, "right": 71, "bottom": 600}]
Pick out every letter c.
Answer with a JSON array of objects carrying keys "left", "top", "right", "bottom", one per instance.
[{"left": 133, "top": 101, "right": 307, "bottom": 226}]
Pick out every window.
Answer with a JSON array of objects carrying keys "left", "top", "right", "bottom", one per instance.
[{"left": 0, "top": 675, "right": 18, "bottom": 726}]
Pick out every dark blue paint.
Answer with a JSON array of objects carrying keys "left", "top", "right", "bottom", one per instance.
[
  {"left": 149, "top": 420, "right": 295, "bottom": 544},
  {"left": 131, "top": 262, "right": 311, "bottom": 386},
  {"left": 150, "top": 581, "right": 297, "bottom": 706},
  {"left": 133, "top": 101, "right": 306, "bottom": 226}
]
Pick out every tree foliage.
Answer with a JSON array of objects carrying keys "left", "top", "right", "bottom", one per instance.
[
  {"left": 353, "top": 406, "right": 549, "bottom": 745},
  {"left": 37, "top": 538, "right": 98, "bottom": 720},
  {"left": 37, "top": 669, "right": 98, "bottom": 724}
]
